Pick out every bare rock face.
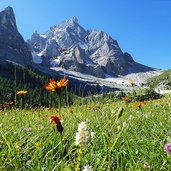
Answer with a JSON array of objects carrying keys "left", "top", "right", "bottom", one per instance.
[
  {"left": 28, "top": 17, "right": 155, "bottom": 78},
  {"left": 0, "top": 7, "right": 32, "bottom": 65}
]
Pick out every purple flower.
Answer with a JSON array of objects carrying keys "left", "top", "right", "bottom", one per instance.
[{"left": 164, "top": 143, "right": 171, "bottom": 155}]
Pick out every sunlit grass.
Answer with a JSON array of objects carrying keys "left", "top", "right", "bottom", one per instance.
[{"left": 1, "top": 95, "right": 171, "bottom": 170}]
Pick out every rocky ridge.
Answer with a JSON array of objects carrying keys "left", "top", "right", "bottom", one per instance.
[
  {"left": 29, "top": 17, "right": 155, "bottom": 78},
  {"left": 0, "top": 6, "right": 32, "bottom": 65}
]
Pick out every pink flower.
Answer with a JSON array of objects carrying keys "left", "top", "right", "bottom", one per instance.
[{"left": 164, "top": 143, "right": 171, "bottom": 155}]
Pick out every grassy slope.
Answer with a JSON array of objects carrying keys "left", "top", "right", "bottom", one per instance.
[
  {"left": 147, "top": 69, "right": 171, "bottom": 88},
  {"left": 1, "top": 95, "right": 171, "bottom": 170}
]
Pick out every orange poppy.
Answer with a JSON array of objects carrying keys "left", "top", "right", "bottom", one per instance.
[{"left": 16, "top": 91, "right": 27, "bottom": 95}]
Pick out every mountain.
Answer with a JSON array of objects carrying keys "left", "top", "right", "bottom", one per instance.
[
  {"left": 29, "top": 17, "right": 155, "bottom": 78},
  {"left": 0, "top": 6, "right": 32, "bottom": 65},
  {"left": 0, "top": 7, "right": 161, "bottom": 96}
]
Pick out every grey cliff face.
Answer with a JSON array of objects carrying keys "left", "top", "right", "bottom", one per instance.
[
  {"left": 0, "top": 7, "right": 32, "bottom": 65},
  {"left": 29, "top": 16, "right": 154, "bottom": 78}
]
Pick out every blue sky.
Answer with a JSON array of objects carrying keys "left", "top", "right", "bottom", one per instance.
[{"left": 0, "top": 0, "right": 171, "bottom": 69}]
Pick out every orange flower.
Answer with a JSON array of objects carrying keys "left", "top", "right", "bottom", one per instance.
[
  {"left": 123, "top": 97, "right": 129, "bottom": 101},
  {"left": 57, "top": 77, "right": 69, "bottom": 88},
  {"left": 50, "top": 115, "right": 63, "bottom": 134},
  {"left": 135, "top": 103, "right": 142, "bottom": 108},
  {"left": 50, "top": 115, "right": 61, "bottom": 124},
  {"left": 16, "top": 91, "right": 27, "bottom": 95},
  {"left": 44, "top": 77, "right": 69, "bottom": 91},
  {"left": 44, "top": 79, "right": 58, "bottom": 91}
]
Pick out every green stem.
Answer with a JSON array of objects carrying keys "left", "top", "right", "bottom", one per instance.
[
  {"left": 60, "top": 133, "right": 64, "bottom": 158},
  {"left": 75, "top": 146, "right": 82, "bottom": 171},
  {"left": 20, "top": 97, "right": 23, "bottom": 109},
  {"left": 65, "top": 86, "right": 69, "bottom": 107},
  {"left": 57, "top": 93, "right": 61, "bottom": 113}
]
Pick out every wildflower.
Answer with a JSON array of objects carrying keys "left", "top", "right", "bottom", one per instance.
[
  {"left": 135, "top": 103, "right": 142, "bottom": 109},
  {"left": 23, "top": 127, "right": 32, "bottom": 133},
  {"left": 57, "top": 77, "right": 69, "bottom": 88},
  {"left": 50, "top": 115, "right": 63, "bottom": 134},
  {"left": 122, "top": 97, "right": 129, "bottom": 101},
  {"left": 123, "top": 122, "right": 127, "bottom": 128},
  {"left": 143, "top": 162, "right": 150, "bottom": 169},
  {"left": 117, "top": 125, "right": 121, "bottom": 131},
  {"left": 90, "top": 132, "right": 96, "bottom": 139},
  {"left": 164, "top": 143, "right": 171, "bottom": 155},
  {"left": 16, "top": 145, "right": 21, "bottom": 151},
  {"left": 44, "top": 77, "right": 68, "bottom": 91},
  {"left": 128, "top": 115, "right": 134, "bottom": 121},
  {"left": 16, "top": 90, "right": 27, "bottom": 95},
  {"left": 76, "top": 122, "right": 89, "bottom": 146},
  {"left": 82, "top": 165, "right": 93, "bottom": 171},
  {"left": 159, "top": 122, "right": 163, "bottom": 126},
  {"left": 26, "top": 160, "right": 32, "bottom": 165},
  {"left": 145, "top": 114, "right": 148, "bottom": 118},
  {"left": 70, "top": 108, "right": 74, "bottom": 114}
]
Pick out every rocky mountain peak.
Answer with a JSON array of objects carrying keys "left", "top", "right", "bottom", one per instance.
[
  {"left": 29, "top": 16, "right": 155, "bottom": 78},
  {"left": 0, "top": 6, "right": 32, "bottom": 65},
  {"left": 66, "top": 16, "right": 78, "bottom": 25},
  {"left": 0, "top": 6, "right": 17, "bottom": 31}
]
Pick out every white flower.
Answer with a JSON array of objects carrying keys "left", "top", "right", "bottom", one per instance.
[
  {"left": 117, "top": 125, "right": 121, "bottom": 131},
  {"left": 123, "top": 122, "right": 127, "bottom": 128},
  {"left": 82, "top": 165, "right": 93, "bottom": 171},
  {"left": 128, "top": 115, "right": 134, "bottom": 121},
  {"left": 143, "top": 162, "right": 150, "bottom": 169},
  {"left": 75, "top": 122, "right": 89, "bottom": 146},
  {"left": 23, "top": 127, "right": 32, "bottom": 133},
  {"left": 90, "top": 132, "right": 96, "bottom": 139}
]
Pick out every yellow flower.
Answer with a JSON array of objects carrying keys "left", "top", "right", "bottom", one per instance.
[{"left": 16, "top": 91, "right": 27, "bottom": 95}]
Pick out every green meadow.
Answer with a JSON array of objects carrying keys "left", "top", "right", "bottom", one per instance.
[{"left": 1, "top": 91, "right": 171, "bottom": 170}]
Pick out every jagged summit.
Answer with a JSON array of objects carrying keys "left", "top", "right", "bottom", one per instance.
[
  {"left": 65, "top": 16, "right": 79, "bottom": 25},
  {"left": 0, "top": 6, "right": 32, "bottom": 65},
  {"left": 0, "top": 6, "right": 17, "bottom": 30}
]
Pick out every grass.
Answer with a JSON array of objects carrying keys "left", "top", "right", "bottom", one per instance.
[
  {"left": 1, "top": 94, "right": 171, "bottom": 170},
  {"left": 147, "top": 69, "right": 171, "bottom": 89}
]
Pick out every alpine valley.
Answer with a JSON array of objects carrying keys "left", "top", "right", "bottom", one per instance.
[{"left": 0, "top": 6, "right": 162, "bottom": 95}]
